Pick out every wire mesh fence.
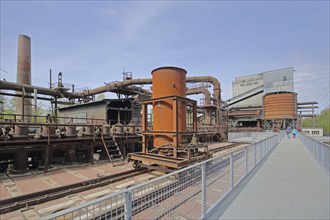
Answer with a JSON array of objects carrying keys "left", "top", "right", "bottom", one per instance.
[
  {"left": 46, "top": 133, "right": 281, "bottom": 220},
  {"left": 299, "top": 133, "right": 330, "bottom": 175}
]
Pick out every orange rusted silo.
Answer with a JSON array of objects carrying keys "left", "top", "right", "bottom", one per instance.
[
  {"left": 263, "top": 92, "right": 297, "bottom": 120},
  {"left": 152, "top": 67, "right": 187, "bottom": 147}
]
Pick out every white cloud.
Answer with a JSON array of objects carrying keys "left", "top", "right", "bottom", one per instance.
[{"left": 294, "top": 64, "right": 330, "bottom": 111}]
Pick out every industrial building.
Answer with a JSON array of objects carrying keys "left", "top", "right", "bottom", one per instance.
[
  {"left": 0, "top": 34, "right": 320, "bottom": 175},
  {"left": 0, "top": 34, "right": 326, "bottom": 220},
  {"left": 0, "top": 35, "right": 225, "bottom": 174},
  {"left": 226, "top": 67, "right": 316, "bottom": 132}
]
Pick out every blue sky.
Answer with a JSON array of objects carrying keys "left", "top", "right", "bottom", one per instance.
[{"left": 1, "top": 1, "right": 329, "bottom": 111}]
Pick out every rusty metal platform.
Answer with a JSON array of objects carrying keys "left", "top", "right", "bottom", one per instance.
[{"left": 128, "top": 152, "right": 210, "bottom": 169}]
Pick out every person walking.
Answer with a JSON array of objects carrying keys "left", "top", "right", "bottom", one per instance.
[
  {"left": 292, "top": 128, "right": 298, "bottom": 138},
  {"left": 286, "top": 127, "right": 291, "bottom": 138}
]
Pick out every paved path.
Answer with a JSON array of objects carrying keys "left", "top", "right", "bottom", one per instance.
[{"left": 209, "top": 137, "right": 330, "bottom": 220}]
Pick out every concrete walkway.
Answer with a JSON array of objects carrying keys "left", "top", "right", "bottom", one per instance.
[{"left": 209, "top": 137, "right": 330, "bottom": 220}]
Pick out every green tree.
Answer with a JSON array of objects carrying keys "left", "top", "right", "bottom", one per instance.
[
  {"left": 33, "top": 102, "right": 52, "bottom": 123},
  {"left": 302, "top": 108, "right": 330, "bottom": 135},
  {"left": 2, "top": 97, "right": 51, "bottom": 122},
  {"left": 3, "top": 97, "right": 16, "bottom": 120}
]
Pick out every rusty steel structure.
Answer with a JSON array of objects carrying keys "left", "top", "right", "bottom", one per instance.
[
  {"left": 1, "top": 34, "right": 318, "bottom": 180},
  {"left": 128, "top": 67, "right": 210, "bottom": 169},
  {"left": 0, "top": 35, "right": 226, "bottom": 174}
]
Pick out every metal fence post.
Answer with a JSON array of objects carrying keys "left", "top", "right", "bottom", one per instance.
[
  {"left": 261, "top": 141, "right": 263, "bottom": 160},
  {"left": 318, "top": 142, "right": 322, "bottom": 163},
  {"left": 230, "top": 152, "right": 234, "bottom": 190},
  {"left": 245, "top": 147, "right": 248, "bottom": 175},
  {"left": 124, "top": 190, "right": 132, "bottom": 220},
  {"left": 254, "top": 143, "right": 257, "bottom": 166},
  {"left": 321, "top": 144, "right": 324, "bottom": 165},
  {"left": 317, "top": 141, "right": 319, "bottom": 160},
  {"left": 201, "top": 163, "right": 206, "bottom": 219}
]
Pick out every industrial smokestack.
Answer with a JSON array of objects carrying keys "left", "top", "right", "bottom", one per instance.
[{"left": 16, "top": 34, "right": 32, "bottom": 122}]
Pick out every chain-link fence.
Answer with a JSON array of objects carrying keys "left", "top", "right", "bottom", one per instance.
[
  {"left": 46, "top": 133, "right": 281, "bottom": 220},
  {"left": 299, "top": 133, "right": 330, "bottom": 175}
]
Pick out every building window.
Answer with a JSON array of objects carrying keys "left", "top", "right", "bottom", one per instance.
[
  {"left": 246, "top": 82, "right": 252, "bottom": 86},
  {"left": 253, "top": 82, "right": 259, "bottom": 85},
  {"left": 240, "top": 84, "right": 245, "bottom": 87}
]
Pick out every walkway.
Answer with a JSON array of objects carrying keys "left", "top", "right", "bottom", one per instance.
[{"left": 208, "top": 137, "right": 330, "bottom": 219}]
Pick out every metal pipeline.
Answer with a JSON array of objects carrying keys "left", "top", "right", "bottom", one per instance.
[
  {"left": 73, "top": 76, "right": 221, "bottom": 104},
  {"left": 186, "top": 87, "right": 213, "bottom": 124},
  {"left": 186, "top": 87, "right": 211, "bottom": 105},
  {"left": 186, "top": 76, "right": 221, "bottom": 105},
  {"left": 75, "top": 78, "right": 152, "bottom": 96},
  {"left": 0, "top": 80, "right": 81, "bottom": 98},
  {"left": 1, "top": 76, "right": 221, "bottom": 103}
]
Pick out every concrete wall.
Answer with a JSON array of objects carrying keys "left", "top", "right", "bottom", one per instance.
[
  {"left": 232, "top": 73, "right": 263, "bottom": 108},
  {"left": 232, "top": 67, "right": 294, "bottom": 109},
  {"left": 58, "top": 104, "right": 106, "bottom": 124},
  {"left": 263, "top": 67, "right": 294, "bottom": 94}
]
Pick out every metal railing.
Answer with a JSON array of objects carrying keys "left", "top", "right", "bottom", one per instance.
[
  {"left": 299, "top": 133, "right": 330, "bottom": 175},
  {"left": 45, "top": 133, "right": 281, "bottom": 220}
]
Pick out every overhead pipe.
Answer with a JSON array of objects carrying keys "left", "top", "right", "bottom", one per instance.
[
  {"left": 0, "top": 80, "right": 81, "bottom": 99},
  {"left": 73, "top": 76, "right": 221, "bottom": 104},
  {"left": 186, "top": 76, "right": 221, "bottom": 106},
  {"left": 186, "top": 87, "right": 213, "bottom": 124},
  {"left": 186, "top": 87, "right": 211, "bottom": 105},
  {"left": 74, "top": 78, "right": 152, "bottom": 97},
  {"left": 1, "top": 76, "right": 221, "bottom": 104}
]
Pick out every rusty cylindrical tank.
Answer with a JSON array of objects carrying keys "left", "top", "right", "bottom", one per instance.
[
  {"left": 263, "top": 92, "right": 297, "bottom": 120},
  {"left": 152, "top": 67, "right": 187, "bottom": 147},
  {"left": 65, "top": 125, "right": 77, "bottom": 138},
  {"left": 41, "top": 125, "right": 56, "bottom": 138},
  {"left": 16, "top": 34, "right": 32, "bottom": 122},
  {"left": 14, "top": 125, "right": 29, "bottom": 139},
  {"left": 84, "top": 125, "right": 94, "bottom": 137}
]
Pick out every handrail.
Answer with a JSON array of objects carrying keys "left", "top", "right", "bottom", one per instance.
[
  {"left": 298, "top": 132, "right": 330, "bottom": 175},
  {"left": 45, "top": 132, "right": 281, "bottom": 220}
]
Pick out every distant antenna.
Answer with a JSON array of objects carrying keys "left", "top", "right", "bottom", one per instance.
[
  {"left": 0, "top": 68, "right": 8, "bottom": 79},
  {"left": 122, "top": 69, "right": 133, "bottom": 81},
  {"left": 0, "top": 68, "right": 7, "bottom": 73}
]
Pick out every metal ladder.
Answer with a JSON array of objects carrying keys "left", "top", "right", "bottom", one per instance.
[
  {"left": 101, "top": 133, "right": 125, "bottom": 166},
  {"left": 217, "top": 126, "right": 228, "bottom": 142}
]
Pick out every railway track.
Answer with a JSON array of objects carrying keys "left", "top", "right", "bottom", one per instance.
[
  {"left": 0, "top": 167, "right": 148, "bottom": 214},
  {"left": 209, "top": 142, "right": 247, "bottom": 154},
  {"left": 60, "top": 150, "right": 246, "bottom": 220},
  {"left": 0, "top": 142, "right": 244, "bottom": 217}
]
